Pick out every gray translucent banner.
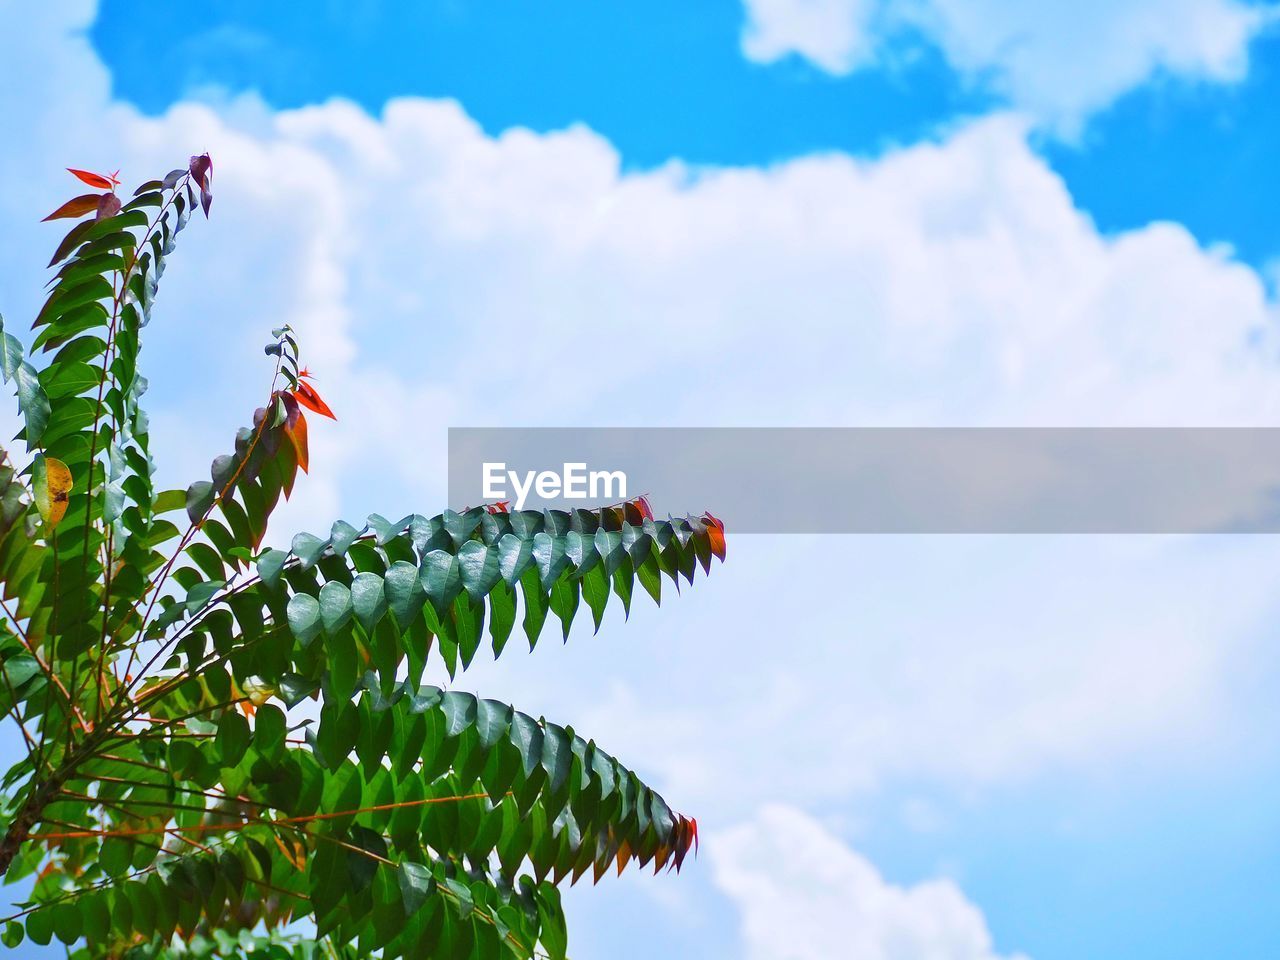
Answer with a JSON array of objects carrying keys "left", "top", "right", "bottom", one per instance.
[{"left": 447, "top": 428, "right": 1280, "bottom": 533}]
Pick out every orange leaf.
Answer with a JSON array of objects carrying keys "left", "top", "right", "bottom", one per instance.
[
  {"left": 653, "top": 841, "right": 672, "bottom": 874},
  {"left": 67, "top": 168, "right": 117, "bottom": 189},
  {"left": 285, "top": 409, "right": 310, "bottom": 473},
  {"left": 42, "top": 193, "right": 104, "bottom": 221},
  {"left": 485, "top": 500, "right": 510, "bottom": 514},
  {"left": 34, "top": 456, "right": 72, "bottom": 528},
  {"left": 615, "top": 839, "right": 633, "bottom": 877},
  {"left": 703, "top": 512, "right": 726, "bottom": 561},
  {"left": 293, "top": 380, "right": 336, "bottom": 420}
]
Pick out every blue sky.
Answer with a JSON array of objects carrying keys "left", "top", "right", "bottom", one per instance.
[
  {"left": 93, "top": 0, "right": 1280, "bottom": 270},
  {"left": 4, "top": 1, "right": 1280, "bottom": 958}
]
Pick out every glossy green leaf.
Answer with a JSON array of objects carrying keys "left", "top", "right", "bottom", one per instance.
[
  {"left": 0, "top": 162, "right": 722, "bottom": 960},
  {"left": 287, "top": 592, "right": 322, "bottom": 646},
  {"left": 217, "top": 711, "right": 251, "bottom": 765}
]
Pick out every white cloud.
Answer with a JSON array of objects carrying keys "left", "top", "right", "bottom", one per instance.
[
  {"left": 743, "top": 0, "right": 884, "bottom": 73},
  {"left": 521, "top": 532, "right": 1280, "bottom": 821},
  {"left": 3, "top": 0, "right": 1279, "bottom": 789},
  {"left": 5, "top": 5, "right": 1280, "bottom": 954},
  {"left": 741, "top": 0, "right": 1275, "bottom": 130},
  {"left": 712, "top": 804, "right": 1027, "bottom": 959}
]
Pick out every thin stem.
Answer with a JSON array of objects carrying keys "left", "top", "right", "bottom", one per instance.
[
  {"left": 81, "top": 178, "right": 191, "bottom": 717},
  {"left": 116, "top": 350, "right": 284, "bottom": 703},
  {"left": 58, "top": 788, "right": 211, "bottom": 819},
  {"left": 33, "top": 791, "right": 496, "bottom": 841},
  {"left": 90, "top": 770, "right": 271, "bottom": 809},
  {"left": 0, "top": 596, "right": 88, "bottom": 734}
]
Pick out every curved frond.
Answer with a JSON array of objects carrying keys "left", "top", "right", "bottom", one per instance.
[{"left": 0, "top": 160, "right": 722, "bottom": 960}]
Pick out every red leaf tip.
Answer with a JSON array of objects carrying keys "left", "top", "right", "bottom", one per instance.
[
  {"left": 292, "top": 380, "right": 336, "bottom": 421},
  {"left": 67, "top": 167, "right": 120, "bottom": 190}
]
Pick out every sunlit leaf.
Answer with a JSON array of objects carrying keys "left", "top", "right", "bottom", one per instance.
[
  {"left": 285, "top": 408, "right": 310, "bottom": 473},
  {"left": 293, "top": 379, "right": 336, "bottom": 420},
  {"left": 31, "top": 454, "right": 71, "bottom": 527},
  {"left": 66, "top": 167, "right": 117, "bottom": 189},
  {"left": 0, "top": 156, "right": 719, "bottom": 960},
  {"left": 41, "top": 193, "right": 103, "bottom": 221}
]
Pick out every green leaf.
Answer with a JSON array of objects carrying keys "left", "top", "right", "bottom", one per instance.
[
  {"left": 581, "top": 563, "right": 610, "bottom": 632},
  {"left": 217, "top": 711, "right": 250, "bottom": 765},
  {"left": 476, "top": 698, "right": 512, "bottom": 749},
  {"left": 549, "top": 575, "right": 579, "bottom": 640},
  {"left": 489, "top": 581, "right": 517, "bottom": 656},
  {"left": 533, "top": 533, "right": 569, "bottom": 590},
  {"left": 186, "top": 480, "right": 215, "bottom": 524},
  {"left": 287, "top": 593, "right": 322, "bottom": 646},
  {"left": 2, "top": 921, "right": 23, "bottom": 948},
  {"left": 541, "top": 722, "right": 572, "bottom": 795},
  {"left": 80, "top": 892, "right": 110, "bottom": 943},
  {"left": 331, "top": 518, "right": 362, "bottom": 554},
  {"left": 14, "top": 363, "right": 50, "bottom": 447},
  {"left": 421, "top": 550, "right": 462, "bottom": 612},
  {"left": 497, "top": 533, "right": 535, "bottom": 585},
  {"left": 0, "top": 314, "right": 22, "bottom": 381},
  {"left": 254, "top": 703, "right": 286, "bottom": 762},
  {"left": 441, "top": 690, "right": 477, "bottom": 737},
  {"left": 2, "top": 655, "right": 41, "bottom": 688},
  {"left": 184, "top": 578, "right": 225, "bottom": 613},
  {"left": 25, "top": 909, "right": 53, "bottom": 946},
  {"left": 327, "top": 631, "right": 358, "bottom": 698},
  {"left": 291, "top": 531, "right": 328, "bottom": 569},
  {"left": 153, "top": 488, "right": 186, "bottom": 513},
  {"left": 637, "top": 552, "right": 662, "bottom": 605},
  {"left": 510, "top": 712, "right": 544, "bottom": 778},
  {"left": 99, "top": 839, "right": 133, "bottom": 885},
  {"left": 457, "top": 540, "right": 502, "bottom": 600},
  {"left": 318, "top": 579, "right": 353, "bottom": 635},
  {"left": 47, "top": 218, "right": 94, "bottom": 267},
  {"left": 40, "top": 360, "right": 100, "bottom": 398},
  {"left": 103, "top": 479, "right": 126, "bottom": 524},
  {"left": 399, "top": 862, "right": 434, "bottom": 913},
  {"left": 442, "top": 876, "right": 474, "bottom": 918},
  {"left": 257, "top": 547, "right": 288, "bottom": 587},
  {"left": 385, "top": 560, "right": 424, "bottom": 629},
  {"left": 51, "top": 901, "right": 82, "bottom": 944},
  {"left": 537, "top": 884, "right": 569, "bottom": 960},
  {"left": 351, "top": 572, "right": 387, "bottom": 631},
  {"left": 520, "top": 567, "right": 548, "bottom": 648}
]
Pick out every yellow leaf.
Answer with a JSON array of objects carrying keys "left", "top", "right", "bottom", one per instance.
[{"left": 33, "top": 455, "right": 72, "bottom": 528}]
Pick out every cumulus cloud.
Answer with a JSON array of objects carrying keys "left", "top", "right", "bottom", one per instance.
[
  {"left": 2, "top": 0, "right": 1279, "bottom": 790},
  {"left": 741, "top": 0, "right": 1274, "bottom": 130},
  {"left": 266, "top": 108, "right": 1280, "bottom": 436},
  {"left": 712, "top": 804, "right": 1027, "bottom": 959},
  {"left": 4, "top": 4, "right": 1280, "bottom": 954}
]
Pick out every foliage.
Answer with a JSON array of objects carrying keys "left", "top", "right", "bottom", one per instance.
[{"left": 0, "top": 159, "right": 725, "bottom": 959}]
